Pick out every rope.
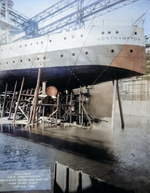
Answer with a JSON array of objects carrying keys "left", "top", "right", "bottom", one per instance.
[
  {"left": 65, "top": 25, "right": 94, "bottom": 89},
  {"left": 65, "top": 0, "right": 95, "bottom": 89}
]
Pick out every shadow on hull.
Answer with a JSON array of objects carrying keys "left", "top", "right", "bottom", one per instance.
[{"left": 0, "top": 65, "right": 143, "bottom": 92}]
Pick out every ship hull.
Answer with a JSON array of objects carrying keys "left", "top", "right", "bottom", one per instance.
[
  {"left": 0, "top": 65, "right": 144, "bottom": 92},
  {"left": 0, "top": 25, "right": 146, "bottom": 91}
]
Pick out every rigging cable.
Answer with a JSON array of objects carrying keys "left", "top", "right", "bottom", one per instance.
[
  {"left": 92, "top": 19, "right": 146, "bottom": 86},
  {"left": 65, "top": 25, "right": 93, "bottom": 89},
  {"left": 65, "top": 0, "right": 98, "bottom": 89}
]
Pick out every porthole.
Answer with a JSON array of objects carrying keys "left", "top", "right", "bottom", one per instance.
[
  {"left": 28, "top": 59, "right": 30, "bottom": 61},
  {"left": 102, "top": 32, "right": 105, "bottom": 35},
  {"left": 116, "top": 31, "right": 119, "bottom": 34},
  {"left": 134, "top": 32, "right": 137, "bottom": 35},
  {"left": 30, "top": 43, "right": 32, "bottom": 46},
  {"left": 6, "top": 62, "right": 8, "bottom": 64},
  {"left": 41, "top": 41, "right": 43, "bottom": 44},
  {"left": 37, "top": 58, "right": 39, "bottom": 60},
  {"left": 72, "top": 53, "right": 75, "bottom": 56},
  {"left": 20, "top": 46, "right": 21, "bottom": 48},
  {"left": 108, "top": 31, "right": 111, "bottom": 34},
  {"left": 13, "top": 61, "right": 15, "bottom": 63},
  {"left": 43, "top": 57, "right": 46, "bottom": 60},
  {"left": 85, "top": 51, "right": 88, "bottom": 55},
  {"left": 130, "top": 49, "right": 133, "bottom": 53},
  {"left": 72, "top": 35, "right": 74, "bottom": 38},
  {"left": 64, "top": 37, "right": 66, "bottom": 40},
  {"left": 37, "top": 42, "right": 38, "bottom": 44},
  {"left": 20, "top": 60, "right": 22, "bottom": 62},
  {"left": 25, "top": 44, "right": 27, "bottom": 47},
  {"left": 81, "top": 34, "right": 83, "bottom": 37},
  {"left": 111, "top": 49, "right": 114, "bottom": 53},
  {"left": 61, "top": 55, "right": 63, "bottom": 57},
  {"left": 49, "top": 40, "right": 52, "bottom": 42}
]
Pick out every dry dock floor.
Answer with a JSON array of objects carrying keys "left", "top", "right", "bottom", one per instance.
[{"left": 0, "top": 115, "right": 150, "bottom": 193}]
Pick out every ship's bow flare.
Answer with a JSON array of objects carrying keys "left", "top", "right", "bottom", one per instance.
[{"left": 110, "top": 44, "right": 146, "bottom": 75}]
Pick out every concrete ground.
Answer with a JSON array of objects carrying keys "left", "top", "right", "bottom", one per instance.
[{"left": 0, "top": 115, "right": 150, "bottom": 193}]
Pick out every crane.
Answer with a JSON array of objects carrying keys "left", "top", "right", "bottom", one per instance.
[
  {"left": 0, "top": 0, "right": 138, "bottom": 41},
  {"left": 37, "top": 0, "right": 139, "bottom": 37}
]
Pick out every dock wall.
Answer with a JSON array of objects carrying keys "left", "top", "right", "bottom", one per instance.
[
  {"left": 75, "top": 75, "right": 150, "bottom": 119},
  {"left": 54, "top": 162, "right": 133, "bottom": 193},
  {"left": 116, "top": 76, "right": 150, "bottom": 116}
]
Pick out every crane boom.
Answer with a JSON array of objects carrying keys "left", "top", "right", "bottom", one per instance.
[
  {"left": 8, "top": 0, "right": 79, "bottom": 36},
  {"left": 9, "top": 9, "right": 29, "bottom": 27},
  {"left": 31, "top": 0, "right": 78, "bottom": 24},
  {"left": 0, "top": 0, "right": 139, "bottom": 40},
  {"left": 37, "top": 0, "right": 138, "bottom": 37}
]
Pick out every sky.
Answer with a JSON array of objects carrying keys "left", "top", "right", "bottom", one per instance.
[{"left": 11, "top": 0, "right": 150, "bottom": 36}]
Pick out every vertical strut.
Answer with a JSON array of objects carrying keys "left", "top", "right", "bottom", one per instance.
[
  {"left": 111, "top": 80, "right": 117, "bottom": 129},
  {"left": 56, "top": 93, "right": 60, "bottom": 127},
  {"left": 31, "top": 68, "right": 41, "bottom": 126},
  {"left": 79, "top": 87, "right": 81, "bottom": 125},
  {"left": 70, "top": 92, "right": 73, "bottom": 123},
  {"left": 8, "top": 80, "right": 17, "bottom": 119},
  {"left": 13, "top": 77, "right": 25, "bottom": 122},
  {"left": 116, "top": 80, "right": 125, "bottom": 129},
  {"left": 1, "top": 83, "right": 8, "bottom": 117}
]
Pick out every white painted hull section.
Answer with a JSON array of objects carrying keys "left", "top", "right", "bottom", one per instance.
[
  {"left": 0, "top": 26, "right": 145, "bottom": 69},
  {"left": 0, "top": 25, "right": 146, "bottom": 91}
]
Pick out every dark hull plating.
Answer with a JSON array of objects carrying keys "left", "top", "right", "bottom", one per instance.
[{"left": 0, "top": 65, "right": 142, "bottom": 92}]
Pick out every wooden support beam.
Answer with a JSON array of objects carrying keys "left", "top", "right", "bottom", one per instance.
[
  {"left": 1, "top": 83, "right": 8, "bottom": 117},
  {"left": 23, "top": 89, "right": 29, "bottom": 112},
  {"left": 18, "top": 106, "right": 28, "bottom": 120},
  {"left": 70, "top": 92, "right": 72, "bottom": 123},
  {"left": 111, "top": 80, "right": 117, "bottom": 129},
  {"left": 13, "top": 77, "right": 25, "bottom": 122},
  {"left": 31, "top": 68, "right": 41, "bottom": 126},
  {"left": 81, "top": 103, "right": 92, "bottom": 127},
  {"left": 8, "top": 80, "right": 17, "bottom": 119},
  {"left": 116, "top": 80, "right": 125, "bottom": 129},
  {"left": 56, "top": 93, "right": 60, "bottom": 127},
  {"left": 42, "top": 81, "right": 47, "bottom": 95},
  {"left": 81, "top": 100, "right": 84, "bottom": 125},
  {"left": 79, "top": 87, "right": 81, "bottom": 125}
]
